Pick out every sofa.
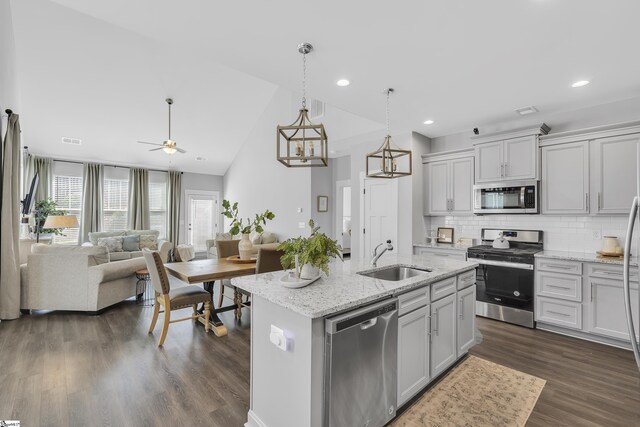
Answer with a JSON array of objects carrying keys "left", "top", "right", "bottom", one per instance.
[
  {"left": 206, "top": 231, "right": 279, "bottom": 259},
  {"left": 83, "top": 229, "right": 172, "bottom": 263},
  {"left": 20, "top": 245, "right": 146, "bottom": 313}
]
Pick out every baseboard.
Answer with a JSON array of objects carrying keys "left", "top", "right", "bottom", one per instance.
[
  {"left": 245, "top": 410, "right": 268, "bottom": 427},
  {"left": 537, "top": 322, "right": 635, "bottom": 351}
]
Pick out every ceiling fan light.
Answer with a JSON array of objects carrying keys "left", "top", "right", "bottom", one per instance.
[{"left": 163, "top": 146, "right": 177, "bottom": 154}]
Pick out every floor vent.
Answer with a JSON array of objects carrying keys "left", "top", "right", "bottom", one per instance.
[{"left": 62, "top": 137, "right": 82, "bottom": 145}]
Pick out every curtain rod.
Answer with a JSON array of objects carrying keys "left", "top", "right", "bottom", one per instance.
[{"left": 51, "top": 158, "right": 183, "bottom": 174}]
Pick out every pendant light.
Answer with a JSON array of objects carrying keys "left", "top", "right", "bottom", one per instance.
[
  {"left": 366, "top": 89, "right": 412, "bottom": 178},
  {"left": 277, "top": 43, "right": 328, "bottom": 167}
]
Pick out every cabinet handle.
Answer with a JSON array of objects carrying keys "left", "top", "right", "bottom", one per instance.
[
  {"left": 547, "top": 284, "right": 571, "bottom": 290},
  {"left": 500, "top": 163, "right": 504, "bottom": 177},
  {"left": 450, "top": 199, "right": 454, "bottom": 211},
  {"left": 459, "top": 298, "right": 463, "bottom": 319},
  {"left": 591, "top": 283, "right": 594, "bottom": 302},
  {"left": 586, "top": 193, "right": 589, "bottom": 210},
  {"left": 433, "top": 309, "right": 439, "bottom": 335},
  {"left": 503, "top": 162, "right": 508, "bottom": 177},
  {"left": 597, "top": 192, "right": 601, "bottom": 211},
  {"left": 547, "top": 310, "right": 571, "bottom": 317},
  {"left": 546, "top": 264, "right": 573, "bottom": 270}
]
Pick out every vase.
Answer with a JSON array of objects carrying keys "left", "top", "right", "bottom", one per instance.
[
  {"left": 238, "top": 233, "right": 254, "bottom": 260},
  {"left": 300, "top": 263, "right": 320, "bottom": 280}
]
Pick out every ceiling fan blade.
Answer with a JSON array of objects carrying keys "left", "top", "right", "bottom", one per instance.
[
  {"left": 137, "top": 141, "right": 162, "bottom": 146},
  {"left": 148, "top": 147, "right": 164, "bottom": 152},
  {"left": 175, "top": 147, "right": 187, "bottom": 154}
]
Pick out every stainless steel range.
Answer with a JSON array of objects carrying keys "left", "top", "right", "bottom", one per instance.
[{"left": 467, "top": 229, "right": 543, "bottom": 328}]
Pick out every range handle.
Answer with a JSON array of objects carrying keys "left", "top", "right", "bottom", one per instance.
[{"left": 623, "top": 196, "right": 640, "bottom": 371}]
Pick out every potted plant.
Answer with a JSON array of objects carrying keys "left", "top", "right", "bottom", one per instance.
[
  {"left": 33, "top": 198, "right": 67, "bottom": 241},
  {"left": 279, "top": 220, "right": 343, "bottom": 279},
  {"left": 221, "top": 199, "right": 275, "bottom": 259}
]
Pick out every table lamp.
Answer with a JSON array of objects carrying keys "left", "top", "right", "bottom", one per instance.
[{"left": 42, "top": 215, "right": 79, "bottom": 244}]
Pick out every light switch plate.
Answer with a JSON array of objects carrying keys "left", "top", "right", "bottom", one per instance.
[
  {"left": 297, "top": 207, "right": 303, "bottom": 213},
  {"left": 299, "top": 222, "right": 306, "bottom": 229},
  {"left": 270, "top": 325, "right": 288, "bottom": 352}
]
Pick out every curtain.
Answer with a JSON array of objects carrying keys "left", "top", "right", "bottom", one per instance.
[
  {"left": 0, "top": 114, "right": 21, "bottom": 320},
  {"left": 80, "top": 162, "right": 104, "bottom": 242},
  {"left": 167, "top": 170, "right": 181, "bottom": 245},
  {"left": 128, "top": 167, "right": 149, "bottom": 230},
  {"left": 24, "top": 154, "right": 52, "bottom": 202}
]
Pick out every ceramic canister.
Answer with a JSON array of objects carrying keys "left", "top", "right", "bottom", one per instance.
[{"left": 602, "top": 236, "right": 619, "bottom": 253}]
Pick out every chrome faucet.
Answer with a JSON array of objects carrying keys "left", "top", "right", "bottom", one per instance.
[{"left": 371, "top": 240, "right": 393, "bottom": 267}]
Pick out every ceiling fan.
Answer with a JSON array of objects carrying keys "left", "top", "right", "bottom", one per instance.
[{"left": 137, "top": 98, "right": 186, "bottom": 154}]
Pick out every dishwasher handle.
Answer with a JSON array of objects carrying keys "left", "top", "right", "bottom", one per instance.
[{"left": 325, "top": 297, "right": 398, "bottom": 334}]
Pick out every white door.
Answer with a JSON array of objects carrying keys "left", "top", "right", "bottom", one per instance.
[
  {"left": 450, "top": 157, "right": 474, "bottom": 214},
  {"left": 397, "top": 305, "right": 430, "bottom": 407},
  {"left": 185, "top": 190, "right": 219, "bottom": 253},
  {"left": 475, "top": 141, "right": 503, "bottom": 183},
  {"left": 541, "top": 141, "right": 590, "bottom": 214},
  {"left": 503, "top": 136, "right": 537, "bottom": 180},
  {"left": 362, "top": 177, "right": 398, "bottom": 260},
  {"left": 457, "top": 285, "right": 476, "bottom": 355},
  {"left": 335, "top": 181, "right": 352, "bottom": 254}
]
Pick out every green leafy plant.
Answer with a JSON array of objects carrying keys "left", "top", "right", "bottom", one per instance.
[
  {"left": 278, "top": 220, "right": 343, "bottom": 275},
  {"left": 33, "top": 198, "right": 67, "bottom": 235},
  {"left": 221, "top": 199, "right": 275, "bottom": 236}
]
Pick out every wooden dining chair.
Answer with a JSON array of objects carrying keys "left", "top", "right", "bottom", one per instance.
[
  {"left": 256, "top": 247, "right": 285, "bottom": 274},
  {"left": 215, "top": 239, "right": 240, "bottom": 307},
  {"left": 142, "top": 249, "right": 212, "bottom": 346}
]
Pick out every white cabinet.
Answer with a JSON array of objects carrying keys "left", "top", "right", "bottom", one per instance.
[
  {"left": 591, "top": 134, "right": 640, "bottom": 214},
  {"left": 456, "top": 285, "right": 476, "bottom": 355},
  {"left": 586, "top": 277, "right": 640, "bottom": 341},
  {"left": 541, "top": 141, "right": 590, "bottom": 214},
  {"left": 413, "top": 246, "right": 467, "bottom": 261},
  {"left": 475, "top": 136, "right": 538, "bottom": 183},
  {"left": 430, "top": 293, "right": 457, "bottom": 378},
  {"left": 423, "top": 157, "right": 474, "bottom": 216},
  {"left": 397, "top": 305, "right": 430, "bottom": 407}
]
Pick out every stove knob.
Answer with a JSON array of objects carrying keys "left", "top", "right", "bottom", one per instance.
[{"left": 513, "top": 290, "right": 521, "bottom": 297}]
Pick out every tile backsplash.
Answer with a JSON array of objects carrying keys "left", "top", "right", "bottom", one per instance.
[{"left": 425, "top": 215, "right": 635, "bottom": 253}]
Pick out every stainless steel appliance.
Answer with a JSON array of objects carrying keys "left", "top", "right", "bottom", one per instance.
[
  {"left": 467, "top": 229, "right": 543, "bottom": 328},
  {"left": 473, "top": 180, "right": 539, "bottom": 214},
  {"left": 622, "top": 150, "right": 640, "bottom": 371},
  {"left": 324, "top": 298, "right": 398, "bottom": 427}
]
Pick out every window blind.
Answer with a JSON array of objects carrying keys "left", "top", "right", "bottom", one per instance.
[{"left": 52, "top": 175, "right": 82, "bottom": 244}]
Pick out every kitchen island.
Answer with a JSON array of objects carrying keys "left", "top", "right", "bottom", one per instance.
[{"left": 232, "top": 254, "right": 478, "bottom": 427}]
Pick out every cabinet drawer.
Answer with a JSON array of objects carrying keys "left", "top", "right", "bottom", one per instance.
[
  {"left": 398, "top": 286, "right": 430, "bottom": 317},
  {"left": 457, "top": 269, "right": 476, "bottom": 290},
  {"left": 431, "top": 277, "right": 457, "bottom": 302},
  {"left": 536, "top": 297, "right": 582, "bottom": 330},
  {"left": 536, "top": 271, "right": 582, "bottom": 302},
  {"left": 416, "top": 248, "right": 466, "bottom": 261},
  {"left": 586, "top": 263, "right": 639, "bottom": 282},
  {"left": 536, "top": 259, "right": 582, "bottom": 275}
]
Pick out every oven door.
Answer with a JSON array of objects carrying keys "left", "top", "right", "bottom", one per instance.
[{"left": 474, "top": 259, "right": 534, "bottom": 312}]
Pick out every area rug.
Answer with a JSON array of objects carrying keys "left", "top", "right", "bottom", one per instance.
[{"left": 391, "top": 355, "right": 546, "bottom": 427}]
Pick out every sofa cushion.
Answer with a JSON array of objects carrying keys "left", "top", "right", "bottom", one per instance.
[
  {"left": 98, "top": 237, "right": 124, "bottom": 253},
  {"left": 126, "top": 229, "right": 160, "bottom": 239},
  {"left": 216, "top": 232, "right": 232, "bottom": 241},
  {"left": 139, "top": 234, "right": 158, "bottom": 250},
  {"left": 88, "top": 230, "right": 126, "bottom": 246},
  {"left": 108, "top": 252, "right": 132, "bottom": 261},
  {"left": 31, "top": 244, "right": 110, "bottom": 265},
  {"left": 122, "top": 235, "right": 140, "bottom": 252},
  {"left": 261, "top": 232, "right": 277, "bottom": 244}
]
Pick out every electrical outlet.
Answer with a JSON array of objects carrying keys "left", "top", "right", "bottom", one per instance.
[
  {"left": 593, "top": 230, "right": 601, "bottom": 240},
  {"left": 299, "top": 222, "right": 306, "bottom": 229}
]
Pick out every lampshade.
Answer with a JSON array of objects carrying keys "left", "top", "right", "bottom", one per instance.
[{"left": 43, "top": 215, "right": 79, "bottom": 229}]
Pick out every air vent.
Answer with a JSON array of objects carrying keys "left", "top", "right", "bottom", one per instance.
[
  {"left": 308, "top": 98, "right": 325, "bottom": 120},
  {"left": 195, "top": 156, "right": 208, "bottom": 161},
  {"left": 515, "top": 106, "right": 538, "bottom": 116},
  {"left": 61, "top": 137, "right": 82, "bottom": 145}
]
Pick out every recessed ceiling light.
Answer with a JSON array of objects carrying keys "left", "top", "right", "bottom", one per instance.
[
  {"left": 423, "top": 120, "right": 435, "bottom": 125},
  {"left": 572, "top": 80, "right": 590, "bottom": 88},
  {"left": 336, "top": 79, "right": 350, "bottom": 87}
]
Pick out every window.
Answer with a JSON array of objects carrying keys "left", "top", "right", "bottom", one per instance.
[
  {"left": 149, "top": 171, "right": 167, "bottom": 239},
  {"left": 103, "top": 178, "right": 129, "bottom": 231},
  {"left": 52, "top": 174, "right": 82, "bottom": 245}
]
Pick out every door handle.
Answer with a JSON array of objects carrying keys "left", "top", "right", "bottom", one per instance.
[{"left": 360, "top": 318, "right": 378, "bottom": 330}]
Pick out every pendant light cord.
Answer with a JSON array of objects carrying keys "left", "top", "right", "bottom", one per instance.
[
  {"left": 168, "top": 102, "right": 171, "bottom": 139},
  {"left": 302, "top": 51, "right": 307, "bottom": 109},
  {"left": 386, "top": 89, "right": 390, "bottom": 134}
]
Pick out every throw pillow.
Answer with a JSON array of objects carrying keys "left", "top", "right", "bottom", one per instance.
[
  {"left": 261, "top": 232, "right": 277, "bottom": 244},
  {"left": 139, "top": 234, "right": 158, "bottom": 250},
  {"left": 122, "top": 235, "right": 140, "bottom": 252},
  {"left": 97, "top": 237, "right": 123, "bottom": 253},
  {"left": 215, "top": 232, "right": 232, "bottom": 241},
  {"left": 250, "top": 231, "right": 262, "bottom": 245}
]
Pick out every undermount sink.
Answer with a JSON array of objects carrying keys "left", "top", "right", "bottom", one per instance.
[{"left": 357, "top": 265, "right": 432, "bottom": 281}]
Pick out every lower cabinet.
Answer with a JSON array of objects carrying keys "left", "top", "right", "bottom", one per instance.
[
  {"left": 586, "top": 277, "right": 640, "bottom": 341},
  {"left": 430, "top": 293, "right": 457, "bottom": 378},
  {"left": 397, "top": 305, "right": 430, "bottom": 407},
  {"left": 457, "top": 285, "right": 476, "bottom": 355}
]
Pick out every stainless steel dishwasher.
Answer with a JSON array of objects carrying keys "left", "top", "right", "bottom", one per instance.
[{"left": 324, "top": 297, "right": 398, "bottom": 427}]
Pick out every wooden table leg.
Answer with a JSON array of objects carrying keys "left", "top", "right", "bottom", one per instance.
[{"left": 199, "top": 281, "right": 228, "bottom": 337}]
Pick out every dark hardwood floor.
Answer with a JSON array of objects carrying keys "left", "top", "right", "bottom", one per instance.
[{"left": 1, "top": 302, "right": 639, "bottom": 426}]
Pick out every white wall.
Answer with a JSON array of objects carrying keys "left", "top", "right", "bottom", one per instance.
[
  {"left": 0, "top": 0, "right": 20, "bottom": 114},
  {"left": 223, "top": 87, "right": 311, "bottom": 240},
  {"left": 179, "top": 172, "right": 224, "bottom": 245},
  {"left": 310, "top": 162, "right": 334, "bottom": 236},
  {"left": 411, "top": 132, "right": 431, "bottom": 244}
]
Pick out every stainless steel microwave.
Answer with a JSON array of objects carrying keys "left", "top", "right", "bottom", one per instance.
[{"left": 473, "top": 180, "right": 539, "bottom": 214}]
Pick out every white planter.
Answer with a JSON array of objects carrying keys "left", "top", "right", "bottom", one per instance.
[
  {"left": 300, "top": 263, "right": 320, "bottom": 280},
  {"left": 238, "top": 233, "right": 254, "bottom": 260}
]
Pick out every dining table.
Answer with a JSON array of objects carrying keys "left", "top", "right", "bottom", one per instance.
[{"left": 164, "top": 257, "right": 256, "bottom": 337}]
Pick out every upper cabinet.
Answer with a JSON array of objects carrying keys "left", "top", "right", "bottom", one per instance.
[
  {"left": 423, "top": 152, "right": 474, "bottom": 216},
  {"left": 541, "top": 141, "right": 590, "bottom": 214},
  {"left": 591, "top": 134, "right": 640, "bottom": 214},
  {"left": 473, "top": 125, "right": 549, "bottom": 183}
]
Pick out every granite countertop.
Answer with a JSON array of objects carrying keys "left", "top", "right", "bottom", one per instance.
[
  {"left": 231, "top": 254, "right": 478, "bottom": 319},
  {"left": 412, "top": 243, "right": 471, "bottom": 252},
  {"left": 535, "top": 250, "right": 639, "bottom": 267}
]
